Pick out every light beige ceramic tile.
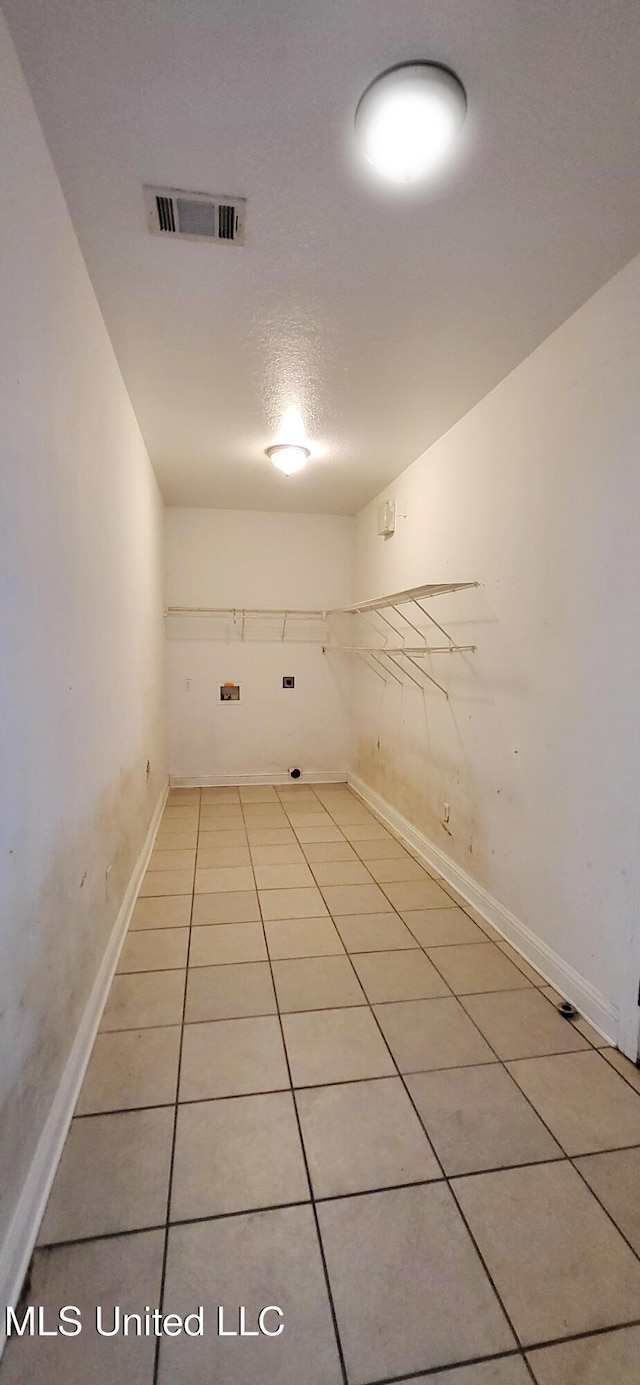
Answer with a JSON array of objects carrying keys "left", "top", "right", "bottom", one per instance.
[
  {"left": 171, "top": 1092, "right": 309, "bottom": 1221},
  {"left": 425, "top": 942, "right": 533, "bottom": 995},
  {"left": 506, "top": 1050, "right": 640, "bottom": 1154},
  {"left": 601, "top": 1047, "right": 640, "bottom": 1093},
  {"left": 463, "top": 989, "right": 590, "bottom": 1060},
  {"left": 100, "top": 970, "right": 186, "bottom": 1031},
  {"left": 317, "top": 1184, "right": 514, "bottom": 1381},
  {"left": 250, "top": 843, "right": 306, "bottom": 865},
  {"left": 117, "top": 927, "right": 189, "bottom": 973},
  {"left": 402, "top": 907, "right": 488, "bottom": 947},
  {"left": 0, "top": 1230, "right": 163, "bottom": 1385},
  {"left": 336, "top": 911, "right": 419, "bottom": 952},
  {"left": 374, "top": 997, "right": 496, "bottom": 1072},
  {"left": 195, "top": 865, "right": 255, "bottom": 893},
  {"left": 200, "top": 808, "right": 244, "bottom": 824},
  {"left": 259, "top": 886, "right": 328, "bottom": 920},
  {"left": 76, "top": 1026, "right": 181, "bottom": 1114},
  {"left": 355, "top": 837, "right": 412, "bottom": 859},
  {"left": 147, "top": 848, "right": 196, "bottom": 871},
  {"left": 139, "top": 870, "right": 193, "bottom": 898},
  {"left": 189, "top": 921, "right": 267, "bottom": 966},
  {"left": 381, "top": 878, "right": 456, "bottom": 911},
  {"left": 239, "top": 785, "right": 279, "bottom": 801},
  {"left": 453, "top": 1161, "right": 640, "bottom": 1345},
  {"left": 201, "top": 787, "right": 240, "bottom": 801},
  {"left": 265, "top": 917, "right": 346, "bottom": 960},
  {"left": 130, "top": 895, "right": 192, "bottom": 930},
  {"left": 168, "top": 789, "right": 200, "bottom": 802},
  {"left": 185, "top": 961, "right": 276, "bottom": 1022},
  {"left": 575, "top": 1146, "right": 640, "bottom": 1254},
  {"left": 192, "top": 890, "right": 260, "bottom": 925},
  {"left": 320, "top": 882, "right": 393, "bottom": 915},
  {"left": 352, "top": 949, "right": 451, "bottom": 1002},
  {"left": 302, "top": 840, "right": 359, "bottom": 863},
  {"left": 247, "top": 827, "right": 298, "bottom": 846},
  {"left": 495, "top": 939, "right": 546, "bottom": 986},
  {"left": 539, "top": 985, "right": 609, "bottom": 1045},
  {"left": 38, "top": 1108, "right": 173, "bottom": 1244},
  {"left": 406, "top": 1064, "right": 562, "bottom": 1175},
  {"left": 527, "top": 1325, "right": 640, "bottom": 1385},
  {"left": 197, "top": 815, "right": 245, "bottom": 832},
  {"left": 342, "top": 822, "right": 391, "bottom": 841},
  {"left": 310, "top": 860, "right": 373, "bottom": 886},
  {"left": 153, "top": 830, "right": 198, "bottom": 850},
  {"left": 253, "top": 862, "right": 315, "bottom": 890},
  {"left": 367, "top": 857, "right": 434, "bottom": 882},
  {"left": 179, "top": 1015, "right": 289, "bottom": 1100},
  {"left": 297, "top": 1077, "right": 441, "bottom": 1197},
  {"left": 197, "top": 829, "right": 248, "bottom": 848},
  {"left": 158, "top": 1206, "right": 342, "bottom": 1385},
  {"left": 272, "top": 955, "right": 366, "bottom": 1012},
  {"left": 282, "top": 1007, "right": 395, "bottom": 1086},
  {"left": 196, "top": 846, "right": 251, "bottom": 867},
  {"left": 161, "top": 807, "right": 199, "bottom": 824},
  {"left": 285, "top": 813, "right": 333, "bottom": 827},
  {"left": 328, "top": 807, "right": 379, "bottom": 825},
  {"left": 294, "top": 824, "right": 346, "bottom": 843},
  {"left": 423, "top": 1361, "right": 532, "bottom": 1385},
  {"left": 242, "top": 809, "right": 289, "bottom": 826}
]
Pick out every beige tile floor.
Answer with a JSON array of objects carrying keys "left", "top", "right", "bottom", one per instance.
[{"left": 4, "top": 782, "right": 640, "bottom": 1385}]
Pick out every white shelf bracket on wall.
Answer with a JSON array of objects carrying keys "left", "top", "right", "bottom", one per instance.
[{"left": 323, "top": 581, "right": 479, "bottom": 698}]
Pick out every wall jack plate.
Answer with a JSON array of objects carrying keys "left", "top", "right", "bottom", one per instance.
[{"left": 283, "top": 676, "right": 295, "bottom": 689}]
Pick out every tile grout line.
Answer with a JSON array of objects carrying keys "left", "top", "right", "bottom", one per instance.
[
  {"left": 314, "top": 796, "right": 536, "bottom": 1369},
  {"left": 243, "top": 786, "right": 351, "bottom": 1385},
  {"left": 31, "top": 785, "right": 640, "bottom": 1381},
  {"left": 152, "top": 785, "right": 201, "bottom": 1385}
]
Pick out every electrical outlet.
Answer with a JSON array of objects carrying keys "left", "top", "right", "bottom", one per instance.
[{"left": 442, "top": 802, "right": 450, "bottom": 825}]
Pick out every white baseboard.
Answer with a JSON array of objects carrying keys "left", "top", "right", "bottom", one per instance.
[
  {"left": 0, "top": 781, "right": 169, "bottom": 1354},
  {"left": 348, "top": 772, "right": 618, "bottom": 1047},
  {"left": 170, "top": 771, "right": 348, "bottom": 787}
]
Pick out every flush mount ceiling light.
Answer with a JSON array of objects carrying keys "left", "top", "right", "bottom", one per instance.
[
  {"left": 355, "top": 62, "right": 467, "bottom": 184},
  {"left": 266, "top": 443, "right": 311, "bottom": 476}
]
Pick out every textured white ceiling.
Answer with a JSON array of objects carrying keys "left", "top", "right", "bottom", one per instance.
[{"left": 5, "top": 0, "right": 640, "bottom": 514}]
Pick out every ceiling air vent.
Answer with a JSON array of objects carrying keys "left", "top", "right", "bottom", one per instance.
[{"left": 144, "top": 186, "right": 246, "bottom": 245}]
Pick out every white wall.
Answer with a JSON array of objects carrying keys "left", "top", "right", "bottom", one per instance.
[
  {"left": 353, "top": 251, "right": 640, "bottom": 1050},
  {"left": 0, "top": 7, "right": 166, "bottom": 1295},
  {"left": 165, "top": 508, "right": 353, "bottom": 781}
]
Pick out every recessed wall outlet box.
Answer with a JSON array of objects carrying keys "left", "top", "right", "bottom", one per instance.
[
  {"left": 377, "top": 499, "right": 396, "bottom": 537},
  {"left": 442, "top": 802, "right": 450, "bottom": 824},
  {"left": 283, "top": 676, "right": 295, "bottom": 689},
  {"left": 220, "top": 683, "right": 240, "bottom": 702}
]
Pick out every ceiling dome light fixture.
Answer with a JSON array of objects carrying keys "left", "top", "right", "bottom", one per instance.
[
  {"left": 355, "top": 62, "right": 467, "bottom": 185},
  {"left": 266, "top": 443, "right": 311, "bottom": 476}
]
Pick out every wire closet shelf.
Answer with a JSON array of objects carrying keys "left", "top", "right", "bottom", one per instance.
[
  {"left": 165, "top": 582, "right": 478, "bottom": 697},
  {"left": 323, "top": 581, "right": 479, "bottom": 698}
]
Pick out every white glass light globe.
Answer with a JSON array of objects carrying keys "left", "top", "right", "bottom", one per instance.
[
  {"left": 355, "top": 63, "right": 467, "bottom": 184},
  {"left": 266, "top": 444, "right": 310, "bottom": 476}
]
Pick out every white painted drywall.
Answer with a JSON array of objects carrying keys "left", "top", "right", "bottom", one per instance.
[
  {"left": 165, "top": 508, "right": 353, "bottom": 779},
  {"left": 353, "top": 251, "right": 640, "bottom": 1051},
  {"left": 0, "top": 7, "right": 166, "bottom": 1272}
]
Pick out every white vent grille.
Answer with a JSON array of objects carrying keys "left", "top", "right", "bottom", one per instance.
[{"left": 144, "top": 186, "right": 246, "bottom": 245}]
